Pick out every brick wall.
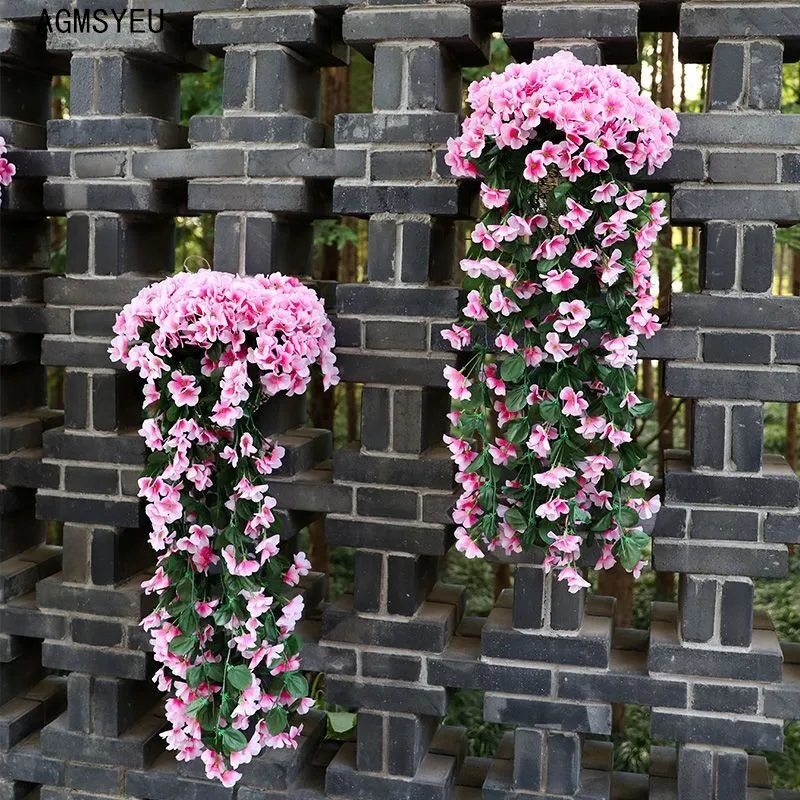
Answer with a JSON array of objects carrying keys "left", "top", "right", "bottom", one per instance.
[{"left": 1, "top": 1, "right": 799, "bottom": 798}]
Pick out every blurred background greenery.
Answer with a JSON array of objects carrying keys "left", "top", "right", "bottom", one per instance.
[{"left": 43, "top": 32, "right": 800, "bottom": 788}]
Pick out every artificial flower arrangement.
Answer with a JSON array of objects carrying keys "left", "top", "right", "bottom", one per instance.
[
  {"left": 442, "top": 51, "right": 678, "bottom": 592},
  {"left": 110, "top": 269, "right": 338, "bottom": 786},
  {"left": 0, "top": 136, "right": 16, "bottom": 201}
]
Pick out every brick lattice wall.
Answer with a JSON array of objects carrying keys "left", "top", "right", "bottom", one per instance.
[{"left": 1, "top": 1, "right": 800, "bottom": 798}]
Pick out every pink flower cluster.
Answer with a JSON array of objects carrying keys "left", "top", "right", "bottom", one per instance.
[
  {"left": 111, "top": 270, "right": 338, "bottom": 785},
  {"left": 446, "top": 50, "right": 678, "bottom": 180},
  {"left": 0, "top": 137, "right": 16, "bottom": 202},
  {"left": 441, "top": 53, "right": 676, "bottom": 589}
]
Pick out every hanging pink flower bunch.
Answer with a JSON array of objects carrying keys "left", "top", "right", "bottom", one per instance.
[
  {"left": 110, "top": 269, "right": 338, "bottom": 786},
  {"left": 0, "top": 137, "right": 16, "bottom": 202},
  {"left": 442, "top": 51, "right": 679, "bottom": 590}
]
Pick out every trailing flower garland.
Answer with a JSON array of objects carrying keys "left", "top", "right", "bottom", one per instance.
[
  {"left": 0, "top": 136, "right": 16, "bottom": 201},
  {"left": 442, "top": 51, "right": 678, "bottom": 591},
  {"left": 109, "top": 269, "right": 338, "bottom": 786}
]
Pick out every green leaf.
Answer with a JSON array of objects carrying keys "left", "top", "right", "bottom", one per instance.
[
  {"left": 169, "top": 634, "right": 195, "bottom": 656},
  {"left": 572, "top": 505, "right": 592, "bottom": 525},
  {"left": 465, "top": 451, "right": 486, "bottom": 474},
  {"left": 618, "top": 506, "right": 640, "bottom": 528},
  {"left": 616, "top": 529, "right": 651, "bottom": 571},
  {"left": 186, "top": 697, "right": 208, "bottom": 716},
  {"left": 226, "top": 664, "right": 252, "bottom": 691},
  {"left": 187, "top": 665, "right": 205, "bottom": 688},
  {"left": 219, "top": 726, "right": 248, "bottom": 753},
  {"left": 629, "top": 399, "right": 655, "bottom": 418},
  {"left": 504, "top": 507, "right": 528, "bottom": 532},
  {"left": 327, "top": 711, "right": 357, "bottom": 734},
  {"left": 284, "top": 672, "right": 309, "bottom": 699},
  {"left": 500, "top": 354, "right": 525, "bottom": 382},
  {"left": 553, "top": 182, "right": 572, "bottom": 200},
  {"left": 539, "top": 399, "right": 561, "bottom": 424},
  {"left": 606, "top": 286, "right": 626, "bottom": 312},
  {"left": 619, "top": 441, "right": 648, "bottom": 471},
  {"left": 266, "top": 705, "right": 288, "bottom": 735},
  {"left": 505, "top": 418, "right": 530, "bottom": 444},
  {"left": 205, "top": 662, "right": 224, "bottom": 683},
  {"left": 166, "top": 404, "right": 179, "bottom": 422},
  {"left": 591, "top": 512, "right": 613, "bottom": 532},
  {"left": 505, "top": 385, "right": 529, "bottom": 412}
]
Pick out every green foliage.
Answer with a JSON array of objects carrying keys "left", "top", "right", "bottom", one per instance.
[
  {"left": 613, "top": 706, "right": 655, "bottom": 773},
  {"left": 180, "top": 55, "right": 224, "bottom": 123},
  {"left": 462, "top": 35, "right": 513, "bottom": 87},
  {"left": 440, "top": 551, "right": 496, "bottom": 616},
  {"left": 777, "top": 225, "right": 800, "bottom": 252},
  {"left": 443, "top": 689, "right": 509, "bottom": 756},
  {"left": 313, "top": 219, "right": 359, "bottom": 252},
  {"left": 768, "top": 722, "right": 800, "bottom": 790}
]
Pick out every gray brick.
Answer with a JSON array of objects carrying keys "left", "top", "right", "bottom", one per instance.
[
  {"left": 729, "top": 404, "right": 764, "bottom": 472},
  {"left": 716, "top": 750, "right": 749, "bottom": 796},
  {"left": 512, "top": 728, "right": 543, "bottom": 791},
  {"left": 690, "top": 509, "right": 759, "bottom": 541},
  {"left": 775, "top": 333, "right": 800, "bottom": 364},
  {"left": 708, "top": 41, "right": 746, "bottom": 109},
  {"left": 671, "top": 294, "right": 800, "bottom": 330},
  {"left": 673, "top": 187, "right": 800, "bottom": 224},
  {"left": 720, "top": 578, "right": 754, "bottom": 647},
  {"left": 666, "top": 364, "right": 800, "bottom": 403},
  {"left": 544, "top": 731, "right": 580, "bottom": 795},
  {"left": 485, "top": 694, "right": 611, "bottom": 734},
  {"left": 371, "top": 150, "right": 434, "bottom": 181},
  {"left": 703, "top": 333, "right": 771, "bottom": 364},
  {"left": 656, "top": 540, "right": 787, "bottom": 578},
  {"left": 748, "top": 40, "right": 784, "bottom": 110},
  {"left": 764, "top": 513, "right": 800, "bottom": 544},
  {"left": 353, "top": 550, "right": 382, "bottom": 613},
  {"left": 365, "top": 320, "right": 427, "bottom": 352},
  {"left": 356, "top": 487, "right": 418, "bottom": 520},
  {"left": 361, "top": 386, "right": 390, "bottom": 451},
  {"left": 692, "top": 402, "right": 725, "bottom": 470},
  {"left": 692, "top": 683, "right": 758, "bottom": 714},
  {"left": 512, "top": 564, "right": 544, "bottom": 630},
  {"left": 355, "top": 712, "right": 383, "bottom": 773},
  {"left": 677, "top": 745, "right": 713, "bottom": 800},
  {"left": 366, "top": 217, "right": 397, "bottom": 282},
  {"left": 327, "top": 516, "right": 448, "bottom": 555},
  {"left": 372, "top": 45, "right": 404, "bottom": 110},
  {"left": 362, "top": 652, "right": 421, "bottom": 683},
  {"left": 741, "top": 223, "right": 776, "bottom": 293},
  {"left": 679, "top": 575, "right": 716, "bottom": 643},
  {"left": 651, "top": 709, "right": 783, "bottom": 751},
  {"left": 708, "top": 151, "right": 777, "bottom": 184}
]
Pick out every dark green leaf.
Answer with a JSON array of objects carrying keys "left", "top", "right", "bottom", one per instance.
[
  {"left": 219, "top": 726, "right": 248, "bottom": 753},
  {"left": 505, "top": 418, "right": 530, "bottom": 443},
  {"left": 266, "top": 705, "right": 288, "bottom": 735},
  {"left": 284, "top": 672, "right": 309, "bottom": 699},
  {"left": 187, "top": 665, "right": 205, "bottom": 688},
  {"left": 539, "top": 399, "right": 561, "bottom": 424},
  {"left": 616, "top": 529, "right": 651, "bottom": 571},
  {"left": 169, "top": 634, "right": 195, "bottom": 656},
  {"left": 327, "top": 711, "right": 357, "bottom": 735},
  {"left": 226, "top": 664, "right": 252, "bottom": 691},
  {"left": 630, "top": 399, "right": 655, "bottom": 418},
  {"left": 186, "top": 697, "right": 208, "bottom": 716},
  {"left": 505, "top": 385, "right": 528, "bottom": 412},
  {"left": 504, "top": 507, "right": 527, "bottom": 532},
  {"left": 500, "top": 354, "right": 525, "bottom": 382},
  {"left": 465, "top": 451, "right": 486, "bottom": 474},
  {"left": 553, "top": 182, "right": 572, "bottom": 200},
  {"left": 618, "top": 506, "right": 640, "bottom": 528}
]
